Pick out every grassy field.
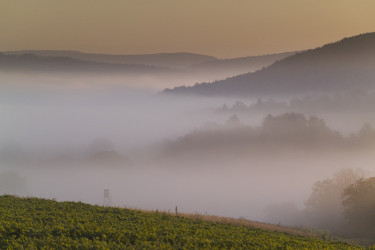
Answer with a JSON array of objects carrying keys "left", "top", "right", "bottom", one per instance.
[{"left": 0, "top": 195, "right": 366, "bottom": 249}]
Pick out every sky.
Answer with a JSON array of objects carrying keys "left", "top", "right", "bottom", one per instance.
[{"left": 1, "top": 0, "right": 375, "bottom": 58}]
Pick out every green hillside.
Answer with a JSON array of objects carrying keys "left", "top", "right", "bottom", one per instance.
[{"left": 0, "top": 195, "right": 363, "bottom": 249}]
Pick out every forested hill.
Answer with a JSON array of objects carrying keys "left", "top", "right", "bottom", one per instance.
[{"left": 164, "top": 32, "right": 375, "bottom": 97}]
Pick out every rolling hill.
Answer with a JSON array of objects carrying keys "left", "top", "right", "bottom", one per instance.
[
  {"left": 0, "top": 195, "right": 361, "bottom": 249},
  {"left": 0, "top": 53, "right": 172, "bottom": 75},
  {"left": 164, "top": 32, "right": 375, "bottom": 97},
  {"left": 187, "top": 51, "right": 295, "bottom": 77},
  {"left": 3, "top": 50, "right": 216, "bottom": 69},
  {"left": 0, "top": 50, "right": 298, "bottom": 88}
]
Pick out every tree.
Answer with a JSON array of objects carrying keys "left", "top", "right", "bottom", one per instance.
[
  {"left": 88, "top": 138, "right": 127, "bottom": 164},
  {"left": 226, "top": 114, "right": 241, "bottom": 127},
  {"left": 304, "top": 169, "right": 364, "bottom": 232},
  {"left": 342, "top": 177, "right": 375, "bottom": 237},
  {"left": 356, "top": 123, "right": 375, "bottom": 145}
]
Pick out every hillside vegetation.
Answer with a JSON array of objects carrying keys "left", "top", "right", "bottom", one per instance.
[
  {"left": 0, "top": 196, "right": 363, "bottom": 249},
  {"left": 164, "top": 32, "right": 375, "bottom": 97}
]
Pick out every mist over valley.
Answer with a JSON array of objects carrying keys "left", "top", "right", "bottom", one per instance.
[{"left": 2, "top": 32, "right": 375, "bottom": 243}]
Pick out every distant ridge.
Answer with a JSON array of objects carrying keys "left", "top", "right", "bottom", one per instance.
[
  {"left": 189, "top": 52, "right": 295, "bottom": 72},
  {"left": 0, "top": 53, "right": 172, "bottom": 74},
  {"left": 3, "top": 50, "right": 216, "bottom": 69},
  {"left": 164, "top": 32, "right": 375, "bottom": 97},
  {"left": 0, "top": 50, "right": 299, "bottom": 88}
]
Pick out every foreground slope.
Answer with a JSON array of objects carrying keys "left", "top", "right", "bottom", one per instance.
[
  {"left": 0, "top": 196, "right": 361, "bottom": 249},
  {"left": 164, "top": 32, "right": 375, "bottom": 97}
]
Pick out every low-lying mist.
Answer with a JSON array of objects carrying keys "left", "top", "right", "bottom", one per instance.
[{"left": 1, "top": 77, "right": 375, "bottom": 238}]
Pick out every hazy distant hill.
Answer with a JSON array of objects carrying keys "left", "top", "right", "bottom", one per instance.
[
  {"left": 3, "top": 50, "right": 216, "bottom": 69},
  {"left": 188, "top": 52, "right": 295, "bottom": 77},
  {"left": 0, "top": 50, "right": 298, "bottom": 88},
  {"left": 0, "top": 53, "right": 171, "bottom": 74},
  {"left": 3, "top": 50, "right": 294, "bottom": 75},
  {"left": 164, "top": 33, "right": 375, "bottom": 97}
]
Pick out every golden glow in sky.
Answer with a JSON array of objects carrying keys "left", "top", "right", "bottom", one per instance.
[{"left": 1, "top": 0, "right": 375, "bottom": 58}]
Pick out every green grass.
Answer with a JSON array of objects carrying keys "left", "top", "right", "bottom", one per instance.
[{"left": 0, "top": 195, "right": 365, "bottom": 249}]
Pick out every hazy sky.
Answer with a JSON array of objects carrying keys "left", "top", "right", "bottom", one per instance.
[{"left": 1, "top": 0, "right": 375, "bottom": 58}]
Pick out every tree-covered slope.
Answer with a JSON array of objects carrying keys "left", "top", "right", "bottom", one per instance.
[{"left": 164, "top": 32, "right": 375, "bottom": 97}]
